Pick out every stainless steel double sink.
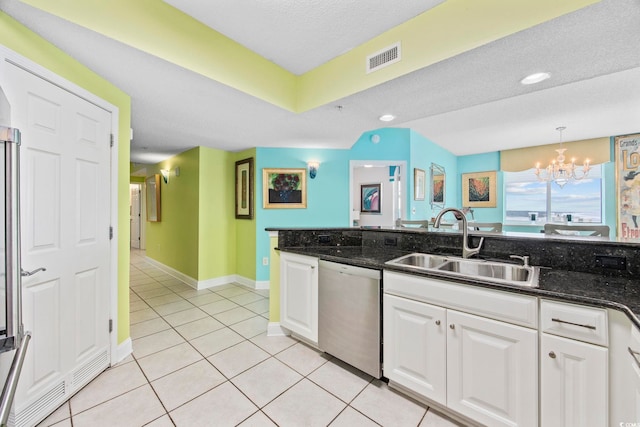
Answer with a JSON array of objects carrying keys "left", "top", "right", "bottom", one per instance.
[{"left": 385, "top": 253, "right": 540, "bottom": 287}]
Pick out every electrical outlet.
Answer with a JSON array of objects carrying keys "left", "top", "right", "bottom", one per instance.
[
  {"left": 595, "top": 254, "right": 626, "bottom": 270},
  {"left": 262, "top": 257, "right": 269, "bottom": 266},
  {"left": 384, "top": 237, "right": 398, "bottom": 246}
]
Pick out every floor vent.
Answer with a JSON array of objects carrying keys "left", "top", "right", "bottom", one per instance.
[
  {"left": 366, "top": 42, "right": 401, "bottom": 74},
  {"left": 14, "top": 381, "right": 65, "bottom": 427},
  {"left": 72, "top": 350, "right": 108, "bottom": 388}
]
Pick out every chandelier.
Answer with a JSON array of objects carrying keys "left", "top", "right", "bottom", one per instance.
[{"left": 534, "top": 126, "right": 591, "bottom": 188}]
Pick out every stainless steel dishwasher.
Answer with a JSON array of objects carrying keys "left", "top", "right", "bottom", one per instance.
[{"left": 318, "top": 260, "right": 382, "bottom": 378}]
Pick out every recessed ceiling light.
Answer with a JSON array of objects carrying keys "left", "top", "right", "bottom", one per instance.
[
  {"left": 379, "top": 114, "right": 395, "bottom": 122},
  {"left": 520, "top": 72, "right": 551, "bottom": 85}
]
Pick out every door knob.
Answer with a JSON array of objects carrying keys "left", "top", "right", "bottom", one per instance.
[{"left": 21, "top": 267, "right": 46, "bottom": 277}]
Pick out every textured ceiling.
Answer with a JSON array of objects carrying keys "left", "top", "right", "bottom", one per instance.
[
  {"left": 1, "top": 0, "right": 639, "bottom": 163},
  {"left": 163, "top": 0, "right": 445, "bottom": 75}
]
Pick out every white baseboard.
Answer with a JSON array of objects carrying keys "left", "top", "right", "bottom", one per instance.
[
  {"left": 196, "top": 275, "right": 237, "bottom": 290},
  {"left": 114, "top": 338, "right": 132, "bottom": 365},
  {"left": 144, "top": 256, "right": 198, "bottom": 288},
  {"left": 144, "top": 256, "right": 270, "bottom": 291},
  {"left": 267, "top": 322, "right": 289, "bottom": 337},
  {"left": 255, "top": 280, "right": 270, "bottom": 290}
]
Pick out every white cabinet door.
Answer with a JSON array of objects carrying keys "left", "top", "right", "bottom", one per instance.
[
  {"left": 383, "top": 294, "right": 446, "bottom": 404},
  {"left": 280, "top": 252, "right": 318, "bottom": 344},
  {"left": 540, "top": 333, "right": 608, "bottom": 427},
  {"left": 447, "top": 310, "right": 537, "bottom": 427}
]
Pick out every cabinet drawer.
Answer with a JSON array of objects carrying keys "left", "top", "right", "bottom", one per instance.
[
  {"left": 540, "top": 300, "right": 608, "bottom": 346},
  {"left": 384, "top": 271, "right": 538, "bottom": 328}
]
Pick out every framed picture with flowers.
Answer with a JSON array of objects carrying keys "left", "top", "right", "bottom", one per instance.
[
  {"left": 262, "top": 168, "right": 307, "bottom": 209},
  {"left": 462, "top": 170, "right": 497, "bottom": 208}
]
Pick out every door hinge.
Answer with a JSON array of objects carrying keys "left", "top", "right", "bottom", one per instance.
[
  {"left": 109, "top": 226, "right": 113, "bottom": 240},
  {"left": 108, "top": 319, "right": 113, "bottom": 333},
  {"left": 110, "top": 134, "right": 114, "bottom": 147}
]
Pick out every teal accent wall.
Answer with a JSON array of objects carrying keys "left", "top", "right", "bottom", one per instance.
[
  {"left": 255, "top": 147, "right": 351, "bottom": 281},
  {"left": 457, "top": 152, "right": 503, "bottom": 223},
  {"left": 255, "top": 128, "right": 459, "bottom": 281},
  {"left": 409, "top": 130, "right": 458, "bottom": 220}
]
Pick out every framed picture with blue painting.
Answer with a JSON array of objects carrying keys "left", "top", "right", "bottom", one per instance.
[{"left": 361, "top": 183, "right": 381, "bottom": 213}]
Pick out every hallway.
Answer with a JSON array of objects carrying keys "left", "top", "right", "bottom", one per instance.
[{"left": 36, "top": 250, "right": 459, "bottom": 426}]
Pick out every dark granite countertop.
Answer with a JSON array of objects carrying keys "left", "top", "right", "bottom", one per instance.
[{"left": 278, "top": 245, "right": 640, "bottom": 330}]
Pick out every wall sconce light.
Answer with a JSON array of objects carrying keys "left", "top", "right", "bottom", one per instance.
[
  {"left": 160, "top": 169, "right": 170, "bottom": 184},
  {"left": 308, "top": 162, "right": 319, "bottom": 179}
]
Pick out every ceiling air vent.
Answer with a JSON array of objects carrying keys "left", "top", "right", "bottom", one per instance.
[{"left": 366, "top": 42, "right": 401, "bottom": 74}]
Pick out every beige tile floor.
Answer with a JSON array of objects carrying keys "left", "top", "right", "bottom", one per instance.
[{"left": 37, "top": 249, "right": 462, "bottom": 427}]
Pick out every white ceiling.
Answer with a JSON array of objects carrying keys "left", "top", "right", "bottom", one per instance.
[{"left": 1, "top": 0, "right": 639, "bottom": 163}]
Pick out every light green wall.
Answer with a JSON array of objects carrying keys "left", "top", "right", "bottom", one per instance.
[
  {"left": 146, "top": 148, "right": 200, "bottom": 277},
  {"left": 0, "top": 12, "right": 132, "bottom": 344},
  {"left": 198, "top": 147, "right": 236, "bottom": 280},
  {"left": 145, "top": 146, "right": 250, "bottom": 283},
  {"left": 232, "top": 149, "right": 257, "bottom": 282}
]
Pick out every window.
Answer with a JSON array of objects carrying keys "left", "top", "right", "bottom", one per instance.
[{"left": 504, "top": 165, "right": 603, "bottom": 223}]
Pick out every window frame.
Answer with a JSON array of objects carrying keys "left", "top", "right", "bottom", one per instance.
[{"left": 503, "top": 165, "right": 604, "bottom": 224}]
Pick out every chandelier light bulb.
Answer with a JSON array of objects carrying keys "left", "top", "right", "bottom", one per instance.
[{"left": 534, "top": 126, "right": 591, "bottom": 188}]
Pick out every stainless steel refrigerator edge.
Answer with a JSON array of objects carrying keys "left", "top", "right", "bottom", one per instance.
[
  {"left": 0, "top": 86, "right": 31, "bottom": 426},
  {"left": 318, "top": 260, "right": 382, "bottom": 378}
]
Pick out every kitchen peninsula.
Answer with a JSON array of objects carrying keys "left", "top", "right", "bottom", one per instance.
[{"left": 269, "top": 226, "right": 640, "bottom": 427}]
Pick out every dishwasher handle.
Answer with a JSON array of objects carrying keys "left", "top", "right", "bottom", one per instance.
[{"left": 318, "top": 260, "right": 381, "bottom": 280}]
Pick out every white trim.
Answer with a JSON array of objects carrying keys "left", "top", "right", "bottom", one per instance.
[
  {"left": 144, "top": 256, "right": 269, "bottom": 291},
  {"left": 234, "top": 274, "right": 256, "bottom": 289},
  {"left": 197, "top": 275, "right": 237, "bottom": 290},
  {"left": 267, "top": 322, "right": 290, "bottom": 337},
  {"left": 0, "top": 44, "right": 122, "bottom": 367},
  {"left": 114, "top": 338, "right": 132, "bottom": 364},
  {"left": 144, "top": 256, "right": 198, "bottom": 288},
  {"left": 255, "top": 280, "right": 270, "bottom": 290}
]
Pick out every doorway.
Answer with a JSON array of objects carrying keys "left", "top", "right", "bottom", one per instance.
[
  {"left": 350, "top": 160, "right": 407, "bottom": 227},
  {"left": 130, "top": 183, "right": 142, "bottom": 249}
]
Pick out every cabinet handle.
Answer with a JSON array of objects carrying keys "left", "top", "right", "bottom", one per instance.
[
  {"left": 629, "top": 347, "right": 640, "bottom": 370},
  {"left": 551, "top": 318, "right": 596, "bottom": 330},
  {"left": 435, "top": 320, "right": 441, "bottom": 326},
  {"left": 449, "top": 324, "right": 455, "bottom": 330},
  {"left": 310, "top": 266, "right": 316, "bottom": 269},
  {"left": 549, "top": 351, "right": 556, "bottom": 359}
]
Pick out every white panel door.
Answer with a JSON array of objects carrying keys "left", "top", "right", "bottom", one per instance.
[
  {"left": 447, "top": 310, "right": 537, "bottom": 427},
  {"left": 3, "top": 62, "right": 111, "bottom": 426},
  {"left": 130, "top": 184, "right": 141, "bottom": 248},
  {"left": 383, "top": 294, "right": 446, "bottom": 404},
  {"left": 540, "top": 333, "right": 608, "bottom": 427},
  {"left": 280, "top": 252, "right": 318, "bottom": 344}
]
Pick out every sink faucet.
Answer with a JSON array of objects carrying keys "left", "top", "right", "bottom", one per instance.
[{"left": 433, "top": 207, "right": 484, "bottom": 258}]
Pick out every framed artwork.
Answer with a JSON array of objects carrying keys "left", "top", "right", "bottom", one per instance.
[
  {"left": 235, "top": 157, "right": 254, "bottom": 219},
  {"left": 263, "top": 168, "right": 307, "bottom": 209},
  {"left": 145, "top": 174, "right": 161, "bottom": 222},
  {"left": 361, "top": 183, "right": 381, "bottom": 213},
  {"left": 616, "top": 133, "right": 640, "bottom": 239},
  {"left": 414, "top": 168, "right": 425, "bottom": 201},
  {"left": 430, "top": 163, "right": 445, "bottom": 208},
  {"left": 462, "top": 171, "right": 497, "bottom": 208}
]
